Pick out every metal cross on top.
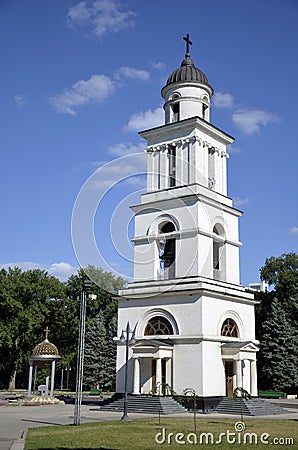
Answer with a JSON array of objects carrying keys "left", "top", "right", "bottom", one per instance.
[
  {"left": 44, "top": 326, "right": 50, "bottom": 340},
  {"left": 183, "top": 33, "right": 192, "bottom": 55}
]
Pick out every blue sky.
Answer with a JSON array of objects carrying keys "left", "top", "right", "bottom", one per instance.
[{"left": 0, "top": 0, "right": 297, "bottom": 286}]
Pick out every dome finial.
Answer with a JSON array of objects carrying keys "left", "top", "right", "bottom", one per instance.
[
  {"left": 44, "top": 325, "right": 50, "bottom": 341},
  {"left": 183, "top": 33, "right": 192, "bottom": 57}
]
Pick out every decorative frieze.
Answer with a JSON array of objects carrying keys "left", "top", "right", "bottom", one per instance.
[{"left": 145, "top": 137, "right": 229, "bottom": 158}]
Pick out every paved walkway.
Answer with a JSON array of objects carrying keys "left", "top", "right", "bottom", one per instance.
[{"left": 0, "top": 402, "right": 297, "bottom": 450}]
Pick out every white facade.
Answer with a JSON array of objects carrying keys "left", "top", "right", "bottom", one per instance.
[{"left": 116, "top": 43, "right": 259, "bottom": 401}]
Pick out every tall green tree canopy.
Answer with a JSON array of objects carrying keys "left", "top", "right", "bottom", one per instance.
[
  {"left": 0, "top": 265, "right": 123, "bottom": 390},
  {"left": 66, "top": 265, "right": 125, "bottom": 322},
  {"left": 0, "top": 267, "right": 66, "bottom": 389},
  {"left": 258, "top": 298, "right": 298, "bottom": 391},
  {"left": 260, "top": 252, "right": 298, "bottom": 303},
  {"left": 256, "top": 252, "right": 298, "bottom": 392}
]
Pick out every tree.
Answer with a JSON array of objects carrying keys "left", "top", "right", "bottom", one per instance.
[
  {"left": 260, "top": 252, "right": 298, "bottom": 304},
  {"left": 105, "top": 314, "right": 118, "bottom": 390},
  {"left": 258, "top": 298, "right": 298, "bottom": 392},
  {"left": 256, "top": 251, "right": 298, "bottom": 341},
  {"left": 0, "top": 267, "right": 66, "bottom": 389},
  {"left": 83, "top": 313, "right": 109, "bottom": 390},
  {"left": 66, "top": 265, "right": 125, "bottom": 322}
]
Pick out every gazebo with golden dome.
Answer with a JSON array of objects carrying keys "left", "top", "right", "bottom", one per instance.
[{"left": 28, "top": 327, "right": 61, "bottom": 397}]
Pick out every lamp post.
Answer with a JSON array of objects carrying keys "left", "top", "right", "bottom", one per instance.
[
  {"left": 120, "top": 322, "right": 136, "bottom": 420},
  {"left": 66, "top": 364, "right": 71, "bottom": 391},
  {"left": 74, "top": 279, "right": 92, "bottom": 426}
]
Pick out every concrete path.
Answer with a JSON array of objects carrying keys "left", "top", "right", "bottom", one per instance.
[
  {"left": 0, "top": 404, "right": 128, "bottom": 450},
  {"left": 0, "top": 402, "right": 297, "bottom": 450}
]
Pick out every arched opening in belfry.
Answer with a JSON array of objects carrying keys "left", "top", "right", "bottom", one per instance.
[
  {"left": 202, "top": 96, "right": 209, "bottom": 120},
  {"left": 158, "top": 222, "right": 176, "bottom": 279},
  {"left": 212, "top": 224, "right": 226, "bottom": 281},
  {"left": 168, "top": 145, "right": 176, "bottom": 187},
  {"left": 170, "top": 93, "right": 180, "bottom": 123}
]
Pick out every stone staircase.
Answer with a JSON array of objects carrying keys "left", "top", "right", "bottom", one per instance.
[
  {"left": 100, "top": 394, "right": 189, "bottom": 415},
  {"left": 216, "top": 397, "right": 289, "bottom": 416}
]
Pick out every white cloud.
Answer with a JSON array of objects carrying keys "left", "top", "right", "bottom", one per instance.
[
  {"left": 152, "top": 62, "right": 166, "bottom": 71},
  {"left": 49, "top": 74, "right": 114, "bottom": 115},
  {"left": 0, "top": 261, "right": 77, "bottom": 282},
  {"left": 233, "top": 197, "right": 249, "bottom": 207},
  {"left": 108, "top": 142, "right": 144, "bottom": 156},
  {"left": 213, "top": 92, "right": 235, "bottom": 109},
  {"left": 90, "top": 157, "right": 146, "bottom": 190},
  {"left": 48, "top": 262, "right": 78, "bottom": 280},
  {"left": 232, "top": 108, "right": 280, "bottom": 135},
  {"left": 289, "top": 226, "right": 298, "bottom": 234},
  {"left": 67, "top": 0, "right": 135, "bottom": 38},
  {"left": 228, "top": 145, "right": 241, "bottom": 154},
  {"left": 115, "top": 66, "right": 150, "bottom": 81},
  {"left": 14, "top": 94, "right": 26, "bottom": 108},
  {"left": 123, "top": 106, "right": 164, "bottom": 132},
  {"left": 88, "top": 143, "right": 146, "bottom": 189}
]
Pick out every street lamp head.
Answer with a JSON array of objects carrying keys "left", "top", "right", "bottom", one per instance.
[
  {"left": 83, "top": 279, "right": 92, "bottom": 289},
  {"left": 120, "top": 330, "right": 125, "bottom": 343},
  {"left": 130, "top": 331, "right": 136, "bottom": 345}
]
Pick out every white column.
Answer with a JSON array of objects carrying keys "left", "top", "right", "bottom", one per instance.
[
  {"left": 222, "top": 153, "right": 228, "bottom": 196},
  {"left": 132, "top": 358, "right": 140, "bottom": 395},
  {"left": 28, "top": 362, "right": 33, "bottom": 397},
  {"left": 50, "top": 360, "right": 56, "bottom": 397},
  {"left": 159, "top": 149, "right": 168, "bottom": 190},
  {"left": 236, "top": 359, "right": 242, "bottom": 389},
  {"left": 250, "top": 360, "right": 258, "bottom": 397},
  {"left": 156, "top": 358, "right": 162, "bottom": 392},
  {"left": 147, "top": 152, "right": 154, "bottom": 192},
  {"left": 45, "top": 368, "right": 50, "bottom": 396},
  {"left": 214, "top": 150, "right": 222, "bottom": 194},
  {"left": 165, "top": 358, "right": 172, "bottom": 388}
]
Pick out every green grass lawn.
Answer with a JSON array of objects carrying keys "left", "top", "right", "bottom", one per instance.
[{"left": 25, "top": 417, "right": 297, "bottom": 450}]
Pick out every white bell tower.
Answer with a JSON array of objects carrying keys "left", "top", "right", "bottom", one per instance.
[{"left": 116, "top": 36, "right": 259, "bottom": 406}]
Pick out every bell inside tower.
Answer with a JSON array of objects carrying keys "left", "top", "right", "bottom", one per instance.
[{"left": 159, "top": 222, "right": 175, "bottom": 279}]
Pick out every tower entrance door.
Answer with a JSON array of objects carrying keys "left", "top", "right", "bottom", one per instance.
[
  {"left": 225, "top": 361, "right": 234, "bottom": 397},
  {"left": 151, "top": 358, "right": 167, "bottom": 395}
]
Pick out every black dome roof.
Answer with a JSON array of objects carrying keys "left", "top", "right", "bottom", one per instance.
[{"left": 165, "top": 53, "right": 212, "bottom": 91}]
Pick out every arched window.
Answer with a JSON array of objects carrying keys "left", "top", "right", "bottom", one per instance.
[
  {"left": 168, "top": 145, "right": 176, "bottom": 187},
  {"left": 213, "top": 224, "right": 225, "bottom": 281},
  {"left": 159, "top": 222, "right": 175, "bottom": 279},
  {"left": 213, "top": 226, "right": 220, "bottom": 270},
  {"left": 202, "top": 96, "right": 209, "bottom": 120},
  {"left": 170, "top": 93, "right": 180, "bottom": 122},
  {"left": 221, "top": 318, "right": 239, "bottom": 338},
  {"left": 144, "top": 316, "right": 173, "bottom": 335}
]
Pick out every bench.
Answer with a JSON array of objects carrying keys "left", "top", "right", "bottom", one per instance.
[
  {"left": 90, "top": 389, "right": 102, "bottom": 395},
  {"left": 259, "top": 390, "right": 286, "bottom": 399}
]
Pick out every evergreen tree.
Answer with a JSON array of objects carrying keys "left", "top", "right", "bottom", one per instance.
[
  {"left": 83, "top": 313, "right": 108, "bottom": 390},
  {"left": 258, "top": 298, "right": 298, "bottom": 392},
  {"left": 105, "top": 315, "right": 117, "bottom": 390}
]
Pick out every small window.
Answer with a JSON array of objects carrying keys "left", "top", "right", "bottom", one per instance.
[
  {"left": 171, "top": 94, "right": 180, "bottom": 122},
  {"left": 221, "top": 318, "right": 239, "bottom": 337},
  {"left": 213, "top": 226, "right": 221, "bottom": 271},
  {"left": 144, "top": 316, "right": 173, "bottom": 335},
  {"left": 202, "top": 96, "right": 209, "bottom": 120},
  {"left": 168, "top": 146, "right": 176, "bottom": 187},
  {"left": 171, "top": 103, "right": 179, "bottom": 122},
  {"left": 202, "top": 103, "right": 208, "bottom": 120}
]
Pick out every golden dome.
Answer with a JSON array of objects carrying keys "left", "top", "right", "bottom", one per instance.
[{"left": 32, "top": 339, "right": 59, "bottom": 356}]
